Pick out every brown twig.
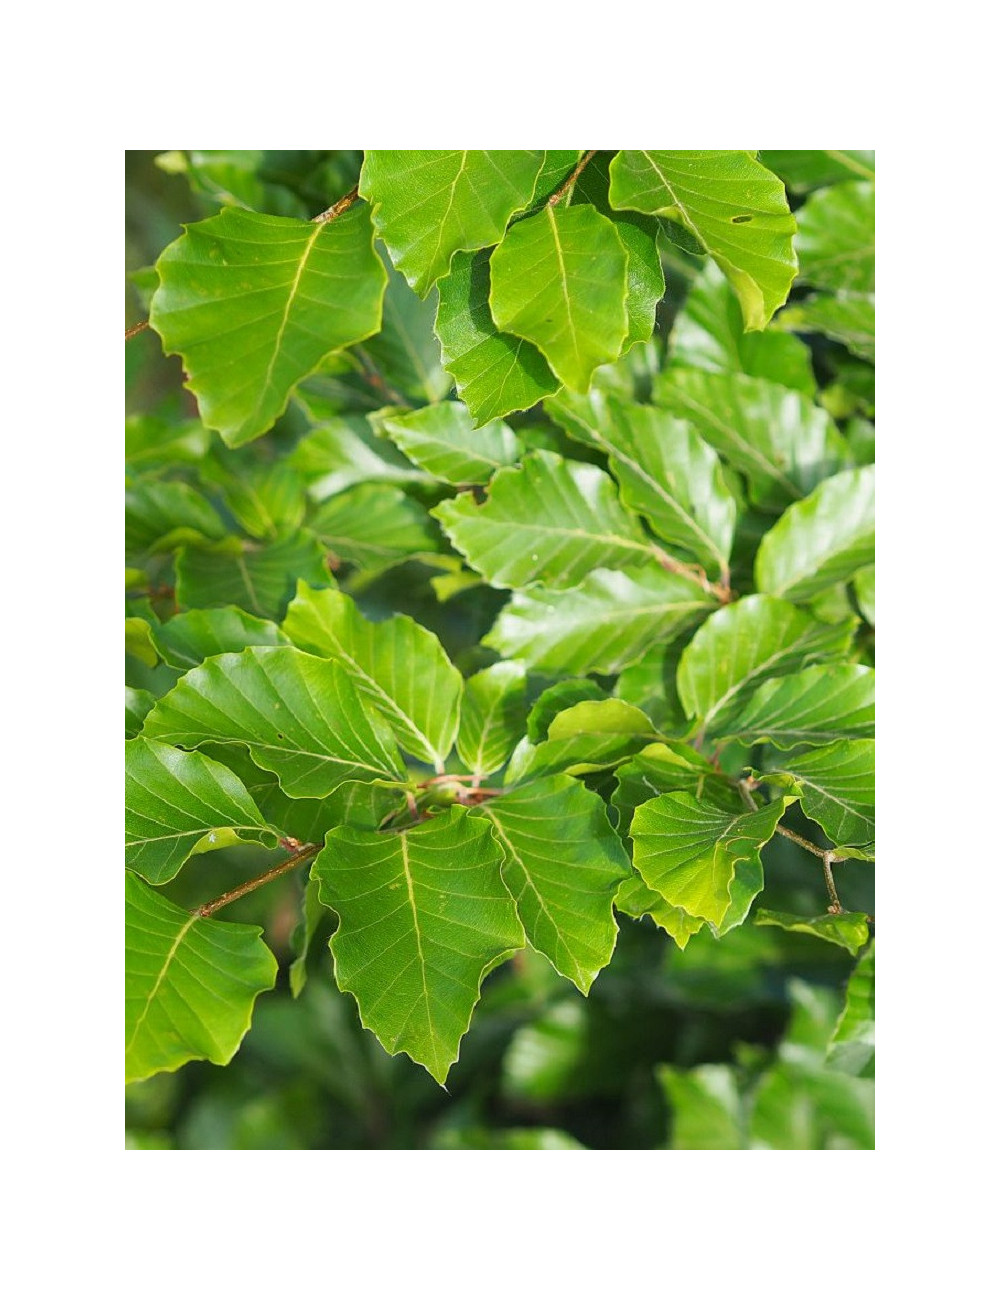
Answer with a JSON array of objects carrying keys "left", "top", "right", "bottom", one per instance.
[
  {"left": 652, "top": 546, "right": 732, "bottom": 603},
  {"left": 548, "top": 151, "right": 596, "bottom": 206},
  {"left": 125, "top": 320, "right": 150, "bottom": 341},
  {"left": 194, "top": 842, "right": 321, "bottom": 918},
  {"left": 822, "top": 851, "right": 844, "bottom": 914},
  {"left": 313, "top": 185, "right": 360, "bottom": 223}
]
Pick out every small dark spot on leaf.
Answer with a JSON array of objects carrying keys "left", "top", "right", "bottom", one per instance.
[{"left": 731, "top": 214, "right": 753, "bottom": 224}]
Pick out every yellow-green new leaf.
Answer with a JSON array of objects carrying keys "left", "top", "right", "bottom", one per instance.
[
  {"left": 755, "top": 467, "right": 875, "bottom": 602},
  {"left": 125, "top": 873, "right": 277, "bottom": 1083},
  {"left": 615, "top": 873, "right": 705, "bottom": 949},
  {"left": 474, "top": 776, "right": 631, "bottom": 992},
  {"left": 432, "top": 451, "right": 653, "bottom": 590},
  {"left": 150, "top": 206, "right": 387, "bottom": 447},
  {"left": 489, "top": 204, "right": 629, "bottom": 392},
  {"left": 608, "top": 150, "right": 797, "bottom": 330},
  {"left": 126, "top": 738, "right": 277, "bottom": 885},
  {"left": 313, "top": 807, "right": 525, "bottom": 1084},
  {"left": 282, "top": 583, "right": 463, "bottom": 771},
  {"left": 143, "top": 646, "right": 403, "bottom": 798},
  {"left": 359, "top": 150, "right": 545, "bottom": 296},
  {"left": 631, "top": 794, "right": 788, "bottom": 928}
]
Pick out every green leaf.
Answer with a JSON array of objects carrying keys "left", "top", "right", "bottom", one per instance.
[
  {"left": 668, "top": 260, "right": 816, "bottom": 394},
  {"left": 125, "top": 873, "right": 277, "bottom": 1082},
  {"left": 486, "top": 565, "right": 716, "bottom": 675},
  {"left": 359, "top": 150, "right": 544, "bottom": 296},
  {"left": 828, "top": 943, "right": 875, "bottom": 1077},
  {"left": 780, "top": 294, "right": 875, "bottom": 363},
  {"left": 143, "top": 646, "right": 403, "bottom": 798},
  {"left": 795, "top": 182, "right": 875, "bottom": 295},
  {"left": 571, "top": 152, "right": 665, "bottom": 350},
  {"left": 433, "top": 451, "right": 653, "bottom": 590},
  {"left": 545, "top": 390, "right": 737, "bottom": 579},
  {"left": 313, "top": 807, "right": 525, "bottom": 1083},
  {"left": 612, "top": 742, "right": 744, "bottom": 832},
  {"left": 759, "top": 150, "right": 874, "bottom": 194},
  {"left": 754, "top": 909, "right": 870, "bottom": 956},
  {"left": 290, "top": 399, "right": 431, "bottom": 499},
  {"left": 126, "top": 687, "right": 156, "bottom": 738},
  {"left": 149, "top": 205, "right": 388, "bottom": 446},
  {"left": 677, "top": 594, "right": 857, "bottom": 739},
  {"left": 359, "top": 244, "right": 451, "bottom": 403},
  {"left": 654, "top": 369, "right": 850, "bottom": 511},
  {"left": 526, "top": 679, "right": 607, "bottom": 744},
  {"left": 755, "top": 467, "right": 875, "bottom": 603},
  {"left": 175, "top": 531, "right": 331, "bottom": 621},
  {"left": 379, "top": 402, "right": 522, "bottom": 485},
  {"left": 309, "top": 483, "right": 441, "bottom": 573},
  {"left": 125, "top": 412, "right": 211, "bottom": 468},
  {"left": 505, "top": 697, "right": 659, "bottom": 784},
  {"left": 150, "top": 607, "right": 289, "bottom": 671},
  {"left": 456, "top": 661, "right": 528, "bottom": 779},
  {"left": 125, "top": 738, "right": 277, "bottom": 884},
  {"left": 289, "top": 877, "right": 326, "bottom": 999},
  {"left": 854, "top": 566, "right": 875, "bottom": 624},
  {"left": 615, "top": 873, "right": 705, "bottom": 949},
  {"left": 474, "top": 776, "right": 631, "bottom": 991},
  {"left": 659, "top": 1063, "right": 745, "bottom": 1148},
  {"left": 212, "top": 462, "right": 306, "bottom": 540},
  {"left": 631, "top": 794, "right": 788, "bottom": 928},
  {"left": 614, "top": 640, "right": 691, "bottom": 736},
  {"left": 489, "top": 204, "right": 629, "bottom": 392},
  {"left": 282, "top": 583, "right": 462, "bottom": 770},
  {"left": 608, "top": 150, "right": 797, "bottom": 330},
  {"left": 435, "top": 249, "right": 559, "bottom": 424},
  {"left": 126, "top": 617, "right": 159, "bottom": 668},
  {"left": 125, "top": 480, "right": 227, "bottom": 555},
  {"left": 771, "top": 740, "right": 874, "bottom": 856},
  {"left": 719, "top": 664, "right": 875, "bottom": 749}
]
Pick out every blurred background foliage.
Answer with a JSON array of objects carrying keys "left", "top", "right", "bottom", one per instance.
[{"left": 125, "top": 150, "right": 874, "bottom": 1150}]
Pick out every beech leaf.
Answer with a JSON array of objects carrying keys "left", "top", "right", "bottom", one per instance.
[
  {"left": 379, "top": 402, "right": 522, "bottom": 485},
  {"left": 456, "top": 661, "right": 528, "bottom": 779}
]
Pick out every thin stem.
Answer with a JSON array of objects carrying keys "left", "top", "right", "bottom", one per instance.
[
  {"left": 774, "top": 824, "right": 845, "bottom": 863},
  {"left": 548, "top": 151, "right": 596, "bottom": 206},
  {"left": 195, "top": 843, "right": 320, "bottom": 918},
  {"left": 822, "top": 851, "right": 844, "bottom": 914},
  {"left": 313, "top": 185, "right": 359, "bottom": 223},
  {"left": 651, "top": 546, "right": 732, "bottom": 603},
  {"left": 125, "top": 320, "right": 150, "bottom": 341}
]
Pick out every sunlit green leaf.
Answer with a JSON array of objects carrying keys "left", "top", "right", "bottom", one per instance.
[
  {"left": 310, "top": 483, "right": 441, "bottom": 573},
  {"left": 795, "top": 182, "right": 874, "bottom": 295},
  {"left": 359, "top": 244, "right": 451, "bottom": 403},
  {"left": 756, "top": 467, "right": 874, "bottom": 603},
  {"left": 828, "top": 943, "right": 875, "bottom": 1077},
  {"left": 759, "top": 150, "right": 874, "bottom": 194},
  {"left": 631, "top": 793, "right": 788, "bottom": 928},
  {"left": 359, "top": 150, "right": 544, "bottom": 295},
  {"left": 612, "top": 742, "right": 744, "bottom": 832},
  {"left": 659, "top": 1063, "right": 744, "bottom": 1148},
  {"left": 608, "top": 150, "right": 797, "bottom": 329},
  {"left": 545, "top": 390, "right": 736, "bottom": 579},
  {"left": 435, "top": 249, "right": 559, "bottom": 424},
  {"left": 754, "top": 909, "right": 871, "bottom": 956},
  {"left": 654, "top": 369, "right": 850, "bottom": 511},
  {"left": 489, "top": 204, "right": 629, "bottom": 391},
  {"left": 126, "top": 687, "right": 156, "bottom": 738},
  {"left": 150, "top": 607, "right": 289, "bottom": 671},
  {"left": 475, "top": 776, "right": 630, "bottom": 991},
  {"left": 125, "top": 738, "right": 277, "bottom": 884},
  {"left": 718, "top": 663, "right": 875, "bottom": 749},
  {"left": 433, "top": 450, "right": 652, "bottom": 590},
  {"left": 771, "top": 740, "right": 874, "bottom": 856},
  {"left": 313, "top": 807, "right": 525, "bottom": 1083},
  {"left": 125, "top": 873, "right": 277, "bottom": 1082},
  {"left": 615, "top": 873, "right": 705, "bottom": 949},
  {"left": 486, "top": 565, "right": 716, "bottom": 675},
  {"left": 290, "top": 397, "right": 431, "bottom": 499},
  {"left": 456, "top": 661, "right": 528, "bottom": 779},
  {"left": 526, "top": 679, "right": 607, "bottom": 744},
  {"left": 854, "top": 566, "right": 875, "bottom": 624},
  {"left": 780, "top": 294, "right": 875, "bottom": 363},
  {"left": 677, "top": 594, "right": 857, "bottom": 739},
  {"left": 143, "top": 646, "right": 403, "bottom": 798},
  {"left": 379, "top": 402, "right": 522, "bottom": 485},
  {"left": 150, "top": 206, "right": 387, "bottom": 446},
  {"left": 282, "top": 583, "right": 462, "bottom": 770}
]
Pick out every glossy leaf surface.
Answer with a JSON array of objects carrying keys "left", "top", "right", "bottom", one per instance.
[
  {"left": 755, "top": 909, "right": 871, "bottom": 956},
  {"left": 432, "top": 451, "right": 652, "bottom": 590},
  {"left": 720, "top": 664, "right": 875, "bottom": 749},
  {"left": 125, "top": 738, "right": 276, "bottom": 884},
  {"left": 282, "top": 583, "right": 462, "bottom": 770},
  {"left": 313, "top": 808, "right": 525, "bottom": 1083},
  {"left": 795, "top": 182, "right": 875, "bottom": 295},
  {"left": 143, "top": 646, "right": 403, "bottom": 798},
  {"left": 150, "top": 206, "right": 387, "bottom": 446},
  {"left": 150, "top": 607, "right": 289, "bottom": 671},
  {"left": 608, "top": 150, "right": 797, "bottom": 329},
  {"left": 379, "top": 402, "right": 521, "bottom": 485},
  {"left": 755, "top": 467, "right": 875, "bottom": 601},
  {"left": 456, "top": 661, "right": 528, "bottom": 779},
  {"left": 359, "top": 150, "right": 544, "bottom": 296},
  {"left": 475, "top": 776, "right": 631, "bottom": 991},
  {"left": 125, "top": 873, "right": 277, "bottom": 1083},
  {"left": 773, "top": 740, "right": 875, "bottom": 855},
  {"left": 489, "top": 204, "right": 629, "bottom": 391}
]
